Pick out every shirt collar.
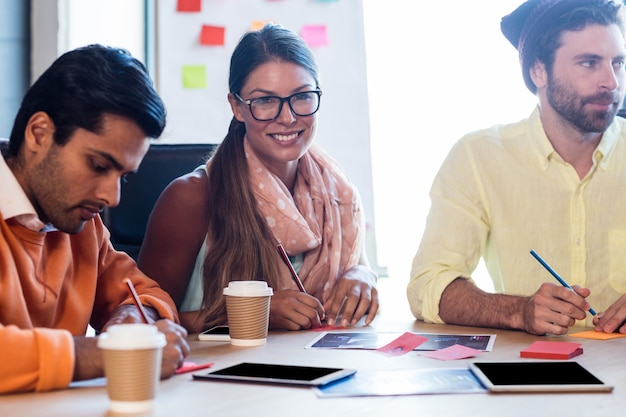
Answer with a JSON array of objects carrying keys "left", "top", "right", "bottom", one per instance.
[
  {"left": 594, "top": 117, "right": 621, "bottom": 170},
  {"left": 0, "top": 154, "right": 51, "bottom": 232},
  {"left": 530, "top": 106, "right": 621, "bottom": 171}
]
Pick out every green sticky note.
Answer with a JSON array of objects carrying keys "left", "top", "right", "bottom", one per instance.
[{"left": 182, "top": 65, "right": 207, "bottom": 89}]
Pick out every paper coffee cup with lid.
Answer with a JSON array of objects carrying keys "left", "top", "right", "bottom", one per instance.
[{"left": 223, "top": 281, "right": 273, "bottom": 346}]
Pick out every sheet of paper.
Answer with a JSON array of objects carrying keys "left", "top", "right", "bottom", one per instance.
[
  {"left": 316, "top": 368, "right": 486, "bottom": 397},
  {"left": 306, "top": 332, "right": 496, "bottom": 351}
]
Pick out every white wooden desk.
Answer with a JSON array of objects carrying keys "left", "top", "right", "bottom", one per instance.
[{"left": 2, "top": 315, "right": 625, "bottom": 417}]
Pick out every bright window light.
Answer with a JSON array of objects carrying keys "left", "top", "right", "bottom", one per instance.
[{"left": 363, "top": 0, "right": 537, "bottom": 293}]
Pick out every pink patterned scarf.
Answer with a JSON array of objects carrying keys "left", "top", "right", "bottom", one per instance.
[{"left": 245, "top": 138, "right": 363, "bottom": 302}]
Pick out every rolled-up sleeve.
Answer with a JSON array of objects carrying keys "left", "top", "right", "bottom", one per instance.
[
  {"left": 408, "top": 139, "right": 489, "bottom": 323},
  {"left": 0, "top": 325, "right": 74, "bottom": 393}
]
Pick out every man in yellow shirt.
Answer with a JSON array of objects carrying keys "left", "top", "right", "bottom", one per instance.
[{"left": 408, "top": 0, "right": 626, "bottom": 336}]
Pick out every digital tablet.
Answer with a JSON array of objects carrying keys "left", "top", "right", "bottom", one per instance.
[
  {"left": 468, "top": 361, "right": 613, "bottom": 393},
  {"left": 192, "top": 362, "right": 356, "bottom": 386}
]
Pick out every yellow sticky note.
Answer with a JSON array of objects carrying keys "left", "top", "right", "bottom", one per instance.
[
  {"left": 182, "top": 65, "right": 207, "bottom": 89},
  {"left": 568, "top": 330, "right": 626, "bottom": 340},
  {"left": 251, "top": 20, "right": 273, "bottom": 31}
]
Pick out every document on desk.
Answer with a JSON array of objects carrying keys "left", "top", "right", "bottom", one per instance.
[
  {"left": 305, "top": 332, "right": 496, "bottom": 351},
  {"left": 315, "top": 368, "right": 486, "bottom": 397}
]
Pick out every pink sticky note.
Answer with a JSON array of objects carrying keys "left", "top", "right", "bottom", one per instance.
[
  {"left": 177, "top": 0, "right": 201, "bottom": 12},
  {"left": 301, "top": 25, "right": 329, "bottom": 48},
  {"left": 420, "top": 344, "right": 482, "bottom": 361},
  {"left": 310, "top": 324, "right": 346, "bottom": 332},
  {"left": 520, "top": 341, "right": 583, "bottom": 359},
  {"left": 376, "top": 332, "right": 428, "bottom": 355},
  {"left": 174, "top": 361, "right": 214, "bottom": 374},
  {"left": 200, "top": 25, "right": 226, "bottom": 46}
]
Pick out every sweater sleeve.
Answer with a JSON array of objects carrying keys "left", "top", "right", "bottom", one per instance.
[
  {"left": 0, "top": 325, "right": 74, "bottom": 393},
  {"left": 90, "top": 219, "right": 179, "bottom": 331}
]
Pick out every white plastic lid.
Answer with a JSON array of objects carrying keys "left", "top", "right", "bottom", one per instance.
[
  {"left": 223, "top": 281, "right": 273, "bottom": 297},
  {"left": 97, "top": 324, "right": 166, "bottom": 350}
]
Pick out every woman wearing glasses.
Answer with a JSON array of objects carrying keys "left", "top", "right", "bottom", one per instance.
[{"left": 138, "top": 24, "right": 378, "bottom": 333}]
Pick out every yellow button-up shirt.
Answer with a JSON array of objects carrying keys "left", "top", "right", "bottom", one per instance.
[{"left": 408, "top": 107, "right": 626, "bottom": 326}]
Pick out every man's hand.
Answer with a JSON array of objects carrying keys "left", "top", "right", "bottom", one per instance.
[
  {"left": 439, "top": 278, "right": 591, "bottom": 335},
  {"left": 593, "top": 294, "right": 626, "bottom": 333},
  {"left": 103, "top": 304, "right": 160, "bottom": 328},
  {"left": 521, "top": 283, "right": 591, "bottom": 335},
  {"left": 154, "top": 319, "right": 189, "bottom": 378},
  {"left": 73, "top": 319, "right": 189, "bottom": 381}
]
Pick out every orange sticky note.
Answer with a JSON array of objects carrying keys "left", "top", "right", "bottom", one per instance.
[
  {"left": 520, "top": 341, "right": 583, "bottom": 359},
  {"left": 301, "top": 25, "right": 329, "bottom": 48},
  {"left": 177, "top": 0, "right": 201, "bottom": 12},
  {"left": 200, "top": 25, "right": 225, "bottom": 46},
  {"left": 251, "top": 20, "right": 272, "bottom": 31},
  {"left": 569, "top": 330, "right": 626, "bottom": 340}
]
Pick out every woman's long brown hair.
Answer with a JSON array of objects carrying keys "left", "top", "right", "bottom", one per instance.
[{"left": 199, "top": 24, "right": 320, "bottom": 329}]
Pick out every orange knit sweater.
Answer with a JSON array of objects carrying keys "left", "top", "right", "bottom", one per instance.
[{"left": 0, "top": 214, "right": 178, "bottom": 394}]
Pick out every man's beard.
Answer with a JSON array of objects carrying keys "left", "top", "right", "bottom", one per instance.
[{"left": 547, "top": 74, "right": 620, "bottom": 133}]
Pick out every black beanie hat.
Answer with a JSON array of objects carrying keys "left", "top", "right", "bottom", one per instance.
[{"left": 501, "top": 0, "right": 608, "bottom": 93}]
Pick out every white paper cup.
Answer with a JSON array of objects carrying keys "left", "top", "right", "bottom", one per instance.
[
  {"left": 223, "top": 281, "right": 273, "bottom": 346},
  {"left": 98, "top": 324, "right": 166, "bottom": 413}
]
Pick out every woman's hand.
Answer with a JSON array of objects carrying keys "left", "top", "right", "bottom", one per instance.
[
  {"left": 269, "top": 289, "right": 325, "bottom": 330},
  {"left": 324, "top": 265, "right": 379, "bottom": 327}
]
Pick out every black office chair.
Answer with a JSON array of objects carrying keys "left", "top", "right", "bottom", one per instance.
[
  {"left": 102, "top": 143, "right": 218, "bottom": 259},
  {"left": 0, "top": 138, "right": 7, "bottom": 156}
]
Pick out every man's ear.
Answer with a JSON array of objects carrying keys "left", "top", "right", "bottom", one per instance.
[
  {"left": 23, "top": 111, "right": 55, "bottom": 153},
  {"left": 227, "top": 93, "right": 246, "bottom": 123},
  {"left": 530, "top": 60, "right": 548, "bottom": 90}
]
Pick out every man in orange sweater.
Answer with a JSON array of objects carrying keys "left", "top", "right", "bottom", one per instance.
[{"left": 0, "top": 44, "right": 190, "bottom": 394}]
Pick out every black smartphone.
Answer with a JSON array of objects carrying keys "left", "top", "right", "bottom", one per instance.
[{"left": 198, "top": 325, "right": 230, "bottom": 341}]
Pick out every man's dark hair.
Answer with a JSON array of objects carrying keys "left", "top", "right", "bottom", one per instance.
[{"left": 7, "top": 44, "right": 166, "bottom": 156}]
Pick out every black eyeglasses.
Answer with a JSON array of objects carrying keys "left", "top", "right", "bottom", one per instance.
[{"left": 234, "top": 90, "right": 322, "bottom": 121}]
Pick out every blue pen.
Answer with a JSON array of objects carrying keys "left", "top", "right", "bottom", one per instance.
[{"left": 529, "top": 250, "right": 596, "bottom": 316}]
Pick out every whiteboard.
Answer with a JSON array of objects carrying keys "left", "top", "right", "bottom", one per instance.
[{"left": 155, "top": 0, "right": 382, "bottom": 271}]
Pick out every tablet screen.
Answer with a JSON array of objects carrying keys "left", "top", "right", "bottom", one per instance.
[
  {"left": 469, "top": 362, "right": 613, "bottom": 393},
  {"left": 193, "top": 362, "right": 356, "bottom": 386}
]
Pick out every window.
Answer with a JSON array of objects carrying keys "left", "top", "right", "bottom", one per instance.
[
  {"left": 58, "top": 0, "right": 145, "bottom": 60},
  {"left": 363, "top": 1, "right": 537, "bottom": 296}
]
